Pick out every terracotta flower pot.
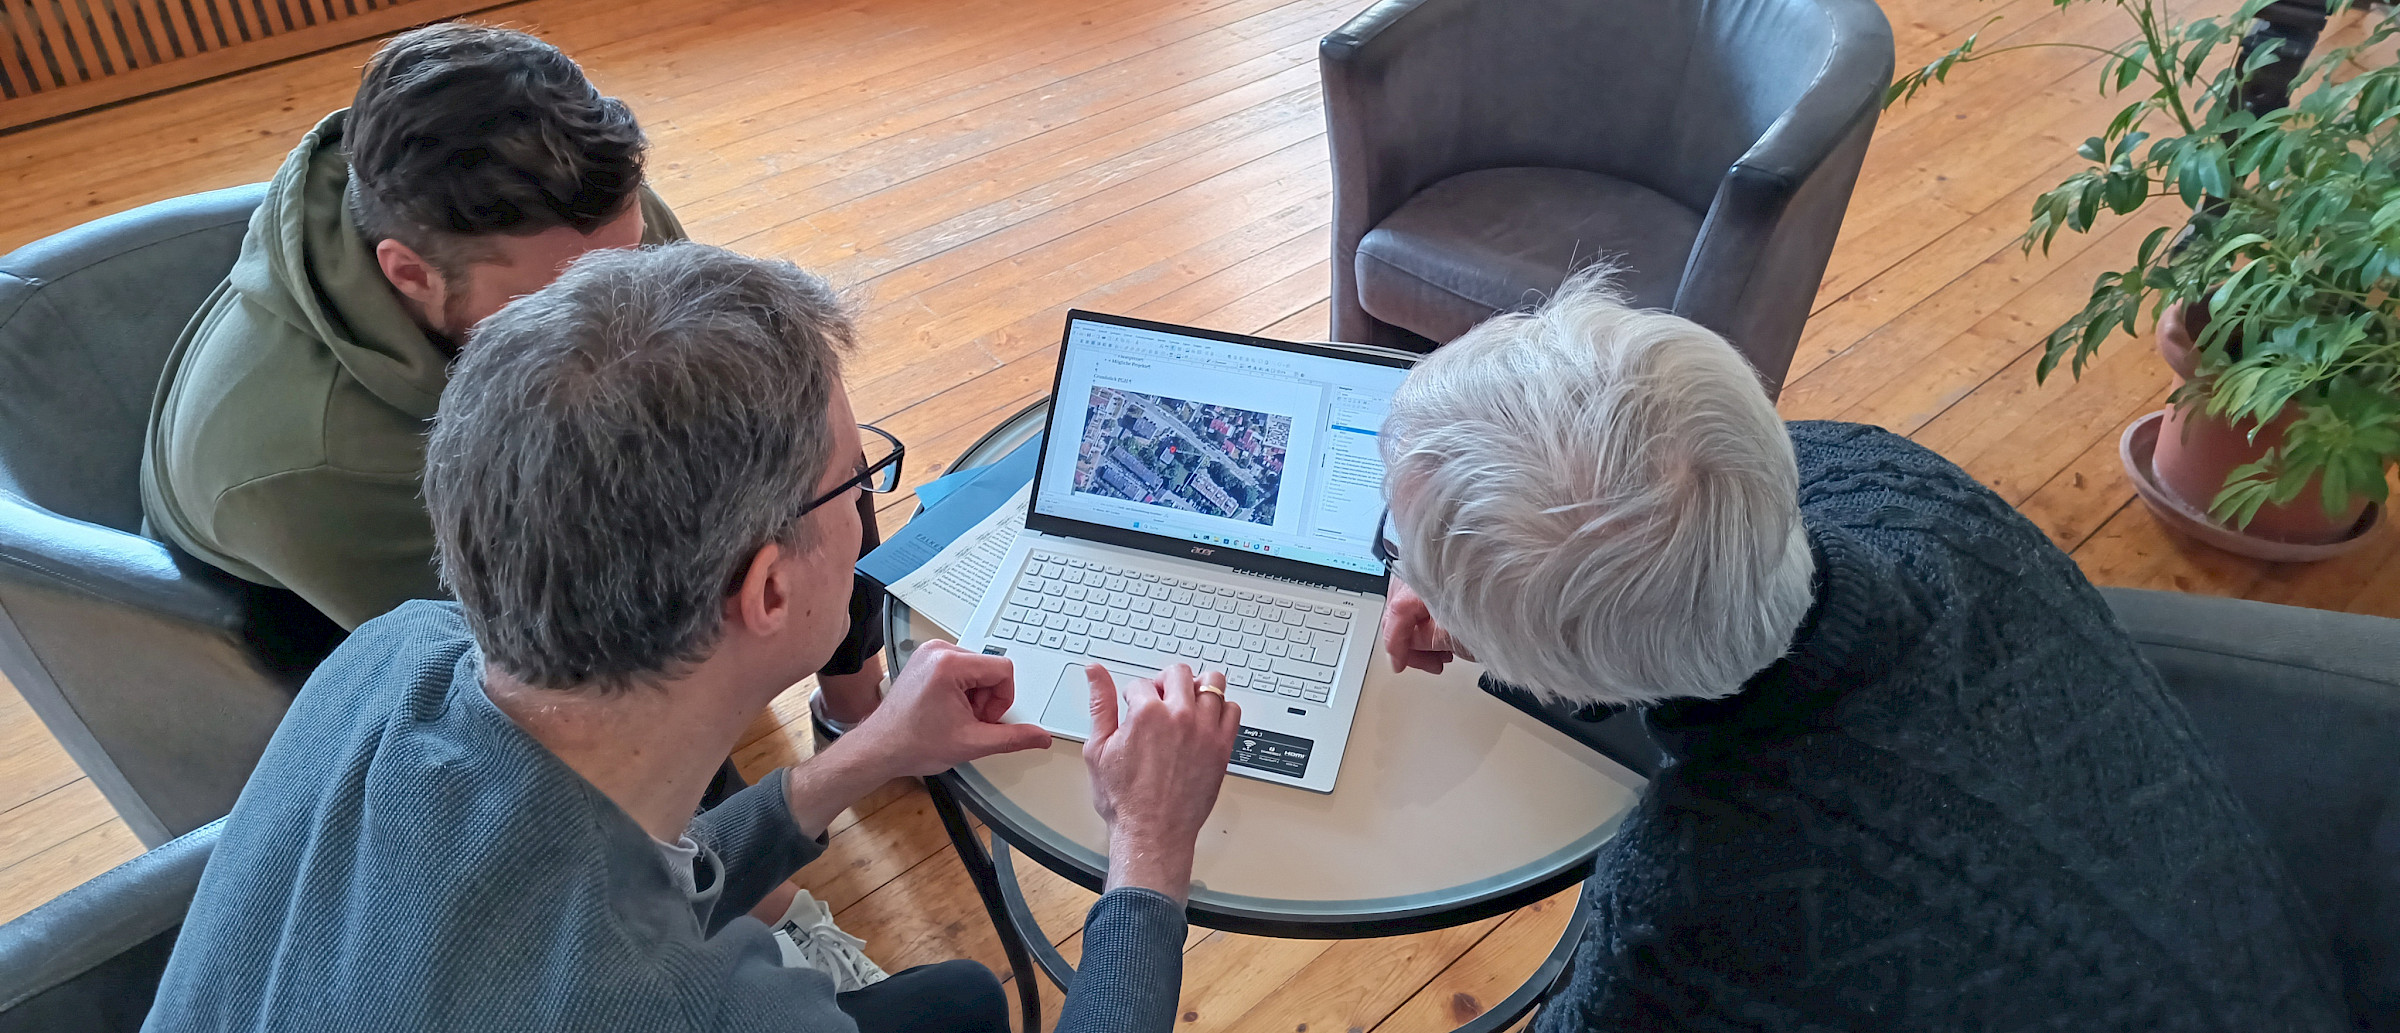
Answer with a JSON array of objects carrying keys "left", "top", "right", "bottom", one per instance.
[{"left": 2129, "top": 302, "right": 2376, "bottom": 554}]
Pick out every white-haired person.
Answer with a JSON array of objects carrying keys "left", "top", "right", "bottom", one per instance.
[{"left": 1374, "top": 271, "right": 2344, "bottom": 1032}]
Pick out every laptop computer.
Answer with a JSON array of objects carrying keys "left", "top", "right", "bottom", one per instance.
[{"left": 957, "top": 310, "right": 1412, "bottom": 793}]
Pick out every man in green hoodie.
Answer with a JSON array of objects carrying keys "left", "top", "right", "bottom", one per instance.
[{"left": 139, "top": 23, "right": 889, "bottom": 728}]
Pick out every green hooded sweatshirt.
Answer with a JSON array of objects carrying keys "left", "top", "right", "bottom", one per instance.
[{"left": 140, "top": 109, "right": 686, "bottom": 630}]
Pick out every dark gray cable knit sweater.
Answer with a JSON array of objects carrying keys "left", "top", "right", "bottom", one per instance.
[
  {"left": 144, "top": 601, "right": 1184, "bottom": 1032},
  {"left": 1535, "top": 421, "right": 2345, "bottom": 1032}
]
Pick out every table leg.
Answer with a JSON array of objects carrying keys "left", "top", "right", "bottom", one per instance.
[
  {"left": 991, "top": 838, "right": 1079, "bottom": 991},
  {"left": 1446, "top": 890, "right": 1588, "bottom": 1033},
  {"left": 926, "top": 774, "right": 1045, "bottom": 1033}
]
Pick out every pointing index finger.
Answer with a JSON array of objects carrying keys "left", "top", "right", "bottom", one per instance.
[{"left": 1084, "top": 665, "right": 1120, "bottom": 743}]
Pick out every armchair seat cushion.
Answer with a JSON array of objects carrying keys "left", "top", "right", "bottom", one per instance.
[{"left": 1356, "top": 167, "right": 1704, "bottom": 342}]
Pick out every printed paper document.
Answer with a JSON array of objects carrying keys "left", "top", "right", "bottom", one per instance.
[{"left": 888, "top": 485, "right": 1030, "bottom": 636}]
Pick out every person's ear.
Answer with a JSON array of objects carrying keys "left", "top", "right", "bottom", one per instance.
[
  {"left": 374, "top": 238, "right": 448, "bottom": 316},
  {"left": 723, "top": 540, "right": 794, "bottom": 638}
]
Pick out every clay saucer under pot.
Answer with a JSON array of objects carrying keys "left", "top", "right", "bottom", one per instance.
[{"left": 2120, "top": 410, "right": 2382, "bottom": 562}]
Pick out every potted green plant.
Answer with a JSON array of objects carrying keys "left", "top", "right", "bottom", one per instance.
[{"left": 1889, "top": 0, "right": 2400, "bottom": 559}]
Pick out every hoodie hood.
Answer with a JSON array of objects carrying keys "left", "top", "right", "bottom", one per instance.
[{"left": 228, "top": 108, "right": 448, "bottom": 420}]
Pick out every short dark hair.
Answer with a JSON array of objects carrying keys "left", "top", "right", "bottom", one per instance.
[
  {"left": 346, "top": 23, "right": 645, "bottom": 276},
  {"left": 423, "top": 244, "right": 855, "bottom": 692}
]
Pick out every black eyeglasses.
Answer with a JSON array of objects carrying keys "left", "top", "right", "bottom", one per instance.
[
  {"left": 1372, "top": 507, "right": 1400, "bottom": 572},
  {"left": 798, "top": 424, "right": 905, "bottom": 517}
]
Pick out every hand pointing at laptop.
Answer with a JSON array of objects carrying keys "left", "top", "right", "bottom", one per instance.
[
  {"left": 1082, "top": 663, "right": 1241, "bottom": 906},
  {"left": 850, "top": 646, "right": 1239, "bottom": 907}
]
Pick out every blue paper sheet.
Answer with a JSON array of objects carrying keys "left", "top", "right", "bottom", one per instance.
[
  {"left": 911, "top": 464, "right": 981, "bottom": 510},
  {"left": 856, "top": 435, "right": 1040, "bottom": 589}
]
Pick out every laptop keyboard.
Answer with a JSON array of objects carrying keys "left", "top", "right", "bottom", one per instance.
[{"left": 987, "top": 550, "right": 1355, "bottom": 705}]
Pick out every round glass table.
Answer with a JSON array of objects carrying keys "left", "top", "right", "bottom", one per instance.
[{"left": 886, "top": 398, "right": 1648, "bottom": 1031}]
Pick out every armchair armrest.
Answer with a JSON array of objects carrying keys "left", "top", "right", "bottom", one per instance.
[
  {"left": 0, "top": 490, "right": 253, "bottom": 635},
  {"left": 1670, "top": 0, "right": 1890, "bottom": 394},
  {"left": 0, "top": 819, "right": 221, "bottom": 1031},
  {"left": 0, "top": 494, "right": 340, "bottom": 843}
]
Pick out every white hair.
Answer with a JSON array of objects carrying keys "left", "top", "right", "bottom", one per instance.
[{"left": 1381, "top": 269, "right": 1815, "bottom": 707}]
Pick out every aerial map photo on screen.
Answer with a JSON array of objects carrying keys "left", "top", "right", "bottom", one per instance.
[{"left": 1071, "top": 387, "right": 1291, "bottom": 525}]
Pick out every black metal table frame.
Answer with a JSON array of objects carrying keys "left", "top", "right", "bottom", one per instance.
[
  {"left": 893, "top": 399, "right": 1592, "bottom": 1033},
  {"left": 920, "top": 773, "right": 1588, "bottom": 1033}
]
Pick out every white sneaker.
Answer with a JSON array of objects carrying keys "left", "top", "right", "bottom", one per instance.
[
  {"left": 808, "top": 678, "right": 887, "bottom": 748},
  {"left": 771, "top": 889, "right": 889, "bottom": 991}
]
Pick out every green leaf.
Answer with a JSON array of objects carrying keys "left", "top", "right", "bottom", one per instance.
[
  {"left": 2205, "top": 232, "right": 2270, "bottom": 268},
  {"left": 2137, "top": 226, "right": 2171, "bottom": 266},
  {"left": 2106, "top": 100, "right": 2146, "bottom": 141},
  {"left": 2115, "top": 44, "right": 2148, "bottom": 92},
  {"left": 2210, "top": 463, "right": 2281, "bottom": 528},
  {"left": 2183, "top": 33, "right": 2220, "bottom": 81},
  {"left": 2112, "top": 130, "right": 2151, "bottom": 165},
  {"left": 2174, "top": 150, "right": 2206, "bottom": 207},
  {"left": 2104, "top": 172, "right": 2148, "bottom": 214},
  {"left": 2198, "top": 150, "right": 2232, "bottom": 198},
  {"left": 2371, "top": 197, "right": 2400, "bottom": 236},
  {"left": 1885, "top": 23, "right": 1996, "bottom": 108},
  {"left": 2320, "top": 454, "right": 2353, "bottom": 516},
  {"left": 2233, "top": 0, "right": 2281, "bottom": 24},
  {"left": 2078, "top": 136, "right": 2107, "bottom": 162},
  {"left": 2240, "top": 35, "right": 2287, "bottom": 77},
  {"left": 2037, "top": 328, "right": 2070, "bottom": 382}
]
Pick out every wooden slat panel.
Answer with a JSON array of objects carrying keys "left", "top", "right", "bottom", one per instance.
[
  {"left": 220, "top": 0, "right": 257, "bottom": 44},
  {"left": 23, "top": 0, "right": 86, "bottom": 85},
  {"left": 1377, "top": 890, "right": 1579, "bottom": 1033},
  {"left": 72, "top": 0, "right": 126, "bottom": 74},
  {"left": 100, "top": 0, "right": 148, "bottom": 68},
  {"left": 0, "top": 0, "right": 511, "bottom": 129},
  {"left": 72, "top": 0, "right": 129, "bottom": 73},
  {"left": 144, "top": 0, "right": 190, "bottom": 60},
  {"left": 117, "top": 0, "right": 166, "bottom": 65},
  {"left": 195, "top": 0, "right": 233, "bottom": 49},
  {"left": 0, "top": 1, "right": 49, "bottom": 95}
]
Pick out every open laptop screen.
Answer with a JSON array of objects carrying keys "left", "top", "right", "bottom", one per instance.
[{"left": 1030, "top": 311, "right": 1411, "bottom": 580}]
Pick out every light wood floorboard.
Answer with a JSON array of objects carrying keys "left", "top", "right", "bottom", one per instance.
[{"left": 4, "top": 0, "right": 2396, "bottom": 1026}]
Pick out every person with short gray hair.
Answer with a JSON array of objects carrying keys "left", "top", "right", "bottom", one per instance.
[
  {"left": 147, "top": 243, "right": 1243, "bottom": 1033},
  {"left": 1377, "top": 271, "right": 2343, "bottom": 1032}
]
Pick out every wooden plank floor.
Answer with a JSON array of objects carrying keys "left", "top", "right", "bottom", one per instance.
[{"left": 4, "top": 0, "right": 2396, "bottom": 1027}]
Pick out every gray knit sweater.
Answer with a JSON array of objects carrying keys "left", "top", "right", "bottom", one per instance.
[
  {"left": 1535, "top": 421, "right": 2346, "bottom": 1032},
  {"left": 143, "top": 601, "right": 1185, "bottom": 1032}
]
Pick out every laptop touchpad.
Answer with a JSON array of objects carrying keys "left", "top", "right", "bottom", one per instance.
[{"left": 1041, "top": 662, "right": 1157, "bottom": 740}]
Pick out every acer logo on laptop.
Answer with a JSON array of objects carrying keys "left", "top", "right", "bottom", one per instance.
[{"left": 1190, "top": 545, "right": 1216, "bottom": 556}]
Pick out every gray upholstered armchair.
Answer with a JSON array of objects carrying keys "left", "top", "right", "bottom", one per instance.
[
  {"left": 0, "top": 186, "right": 344, "bottom": 848},
  {"left": 1319, "top": 0, "right": 1894, "bottom": 395},
  {"left": 2107, "top": 588, "right": 2400, "bottom": 1030},
  {"left": 1505, "top": 587, "right": 2400, "bottom": 1030}
]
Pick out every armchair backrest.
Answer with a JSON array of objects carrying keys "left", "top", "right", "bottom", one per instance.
[
  {"left": 1323, "top": 0, "right": 1873, "bottom": 226},
  {"left": 0, "top": 185, "right": 265, "bottom": 532}
]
